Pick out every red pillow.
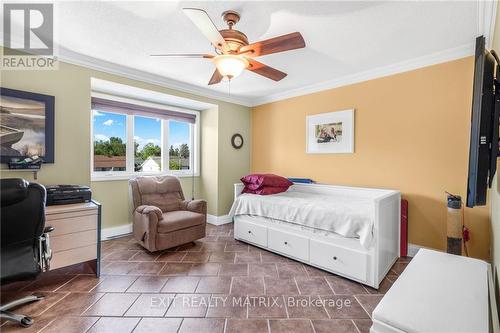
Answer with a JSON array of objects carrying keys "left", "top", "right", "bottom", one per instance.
[
  {"left": 242, "top": 186, "right": 289, "bottom": 195},
  {"left": 240, "top": 174, "right": 293, "bottom": 190}
]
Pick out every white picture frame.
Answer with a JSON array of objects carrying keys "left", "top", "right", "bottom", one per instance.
[{"left": 306, "top": 109, "right": 355, "bottom": 154}]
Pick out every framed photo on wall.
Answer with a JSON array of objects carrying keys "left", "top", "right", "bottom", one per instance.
[
  {"left": 306, "top": 109, "right": 354, "bottom": 154},
  {"left": 0, "top": 88, "right": 55, "bottom": 163}
]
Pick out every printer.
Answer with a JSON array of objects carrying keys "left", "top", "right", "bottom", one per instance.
[{"left": 46, "top": 185, "right": 92, "bottom": 206}]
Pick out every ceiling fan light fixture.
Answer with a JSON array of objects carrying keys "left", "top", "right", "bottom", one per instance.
[{"left": 212, "top": 54, "right": 248, "bottom": 79}]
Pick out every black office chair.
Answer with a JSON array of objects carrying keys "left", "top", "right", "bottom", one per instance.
[{"left": 0, "top": 178, "right": 54, "bottom": 327}]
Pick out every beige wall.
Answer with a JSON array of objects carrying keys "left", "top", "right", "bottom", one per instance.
[
  {"left": 200, "top": 107, "right": 219, "bottom": 215},
  {"left": 217, "top": 105, "right": 252, "bottom": 214},
  {"left": 251, "top": 57, "right": 491, "bottom": 260},
  {"left": 1, "top": 59, "right": 251, "bottom": 229},
  {"left": 1, "top": 62, "right": 92, "bottom": 185}
]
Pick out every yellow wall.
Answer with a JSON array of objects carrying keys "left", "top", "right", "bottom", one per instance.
[
  {"left": 251, "top": 57, "right": 490, "bottom": 259},
  {"left": 1, "top": 58, "right": 251, "bottom": 229}
]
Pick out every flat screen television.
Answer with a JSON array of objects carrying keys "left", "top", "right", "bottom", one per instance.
[{"left": 466, "top": 36, "right": 500, "bottom": 207}]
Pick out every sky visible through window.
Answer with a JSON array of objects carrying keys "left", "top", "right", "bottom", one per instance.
[
  {"left": 134, "top": 116, "right": 160, "bottom": 150},
  {"left": 93, "top": 110, "right": 190, "bottom": 149},
  {"left": 169, "top": 121, "right": 190, "bottom": 148},
  {"left": 93, "top": 110, "right": 126, "bottom": 142}
]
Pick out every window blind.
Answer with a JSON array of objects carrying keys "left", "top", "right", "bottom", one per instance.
[{"left": 91, "top": 97, "right": 196, "bottom": 124}]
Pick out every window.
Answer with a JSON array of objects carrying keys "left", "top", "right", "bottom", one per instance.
[
  {"left": 92, "top": 111, "right": 127, "bottom": 172},
  {"left": 134, "top": 116, "right": 161, "bottom": 172},
  {"left": 91, "top": 95, "right": 199, "bottom": 180},
  {"left": 168, "top": 121, "right": 191, "bottom": 171}
]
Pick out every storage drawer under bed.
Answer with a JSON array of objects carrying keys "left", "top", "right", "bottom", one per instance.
[
  {"left": 234, "top": 218, "right": 267, "bottom": 247},
  {"left": 268, "top": 227, "right": 309, "bottom": 261},
  {"left": 309, "top": 238, "right": 369, "bottom": 282},
  {"left": 234, "top": 215, "right": 373, "bottom": 285}
]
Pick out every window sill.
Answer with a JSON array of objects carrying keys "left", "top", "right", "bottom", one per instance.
[{"left": 91, "top": 171, "right": 200, "bottom": 182}]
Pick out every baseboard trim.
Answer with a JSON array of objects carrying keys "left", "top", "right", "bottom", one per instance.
[
  {"left": 101, "top": 223, "right": 132, "bottom": 240},
  {"left": 101, "top": 216, "right": 233, "bottom": 239},
  {"left": 407, "top": 243, "right": 442, "bottom": 257},
  {"left": 207, "top": 214, "right": 233, "bottom": 226},
  {"left": 407, "top": 243, "right": 421, "bottom": 257}
]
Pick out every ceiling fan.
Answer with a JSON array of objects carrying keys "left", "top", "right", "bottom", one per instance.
[{"left": 151, "top": 8, "right": 306, "bottom": 85}]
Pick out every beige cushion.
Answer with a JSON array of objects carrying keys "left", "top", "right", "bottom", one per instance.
[
  {"left": 133, "top": 176, "right": 185, "bottom": 212},
  {"left": 158, "top": 210, "right": 205, "bottom": 233}
]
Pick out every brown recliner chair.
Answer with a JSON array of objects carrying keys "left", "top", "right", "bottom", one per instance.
[{"left": 129, "top": 175, "right": 206, "bottom": 252}]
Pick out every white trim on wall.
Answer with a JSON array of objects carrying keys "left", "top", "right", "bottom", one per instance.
[
  {"left": 207, "top": 214, "right": 233, "bottom": 226},
  {"left": 407, "top": 243, "right": 422, "bottom": 257},
  {"left": 102, "top": 216, "right": 233, "bottom": 240},
  {"left": 252, "top": 43, "right": 475, "bottom": 106},
  {"left": 58, "top": 46, "right": 253, "bottom": 107},
  {"left": 407, "top": 243, "right": 444, "bottom": 257},
  {"left": 61, "top": 44, "right": 476, "bottom": 108},
  {"left": 101, "top": 223, "right": 132, "bottom": 240}
]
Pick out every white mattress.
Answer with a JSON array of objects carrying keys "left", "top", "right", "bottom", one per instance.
[
  {"left": 229, "top": 191, "right": 375, "bottom": 248},
  {"left": 372, "top": 249, "right": 489, "bottom": 333}
]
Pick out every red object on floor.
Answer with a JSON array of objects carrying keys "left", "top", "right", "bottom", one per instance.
[{"left": 401, "top": 199, "right": 408, "bottom": 257}]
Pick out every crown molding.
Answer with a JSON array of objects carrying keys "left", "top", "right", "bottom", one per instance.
[
  {"left": 57, "top": 40, "right": 486, "bottom": 108},
  {"left": 57, "top": 46, "right": 254, "bottom": 107},
  {"left": 3, "top": 41, "right": 486, "bottom": 108},
  {"left": 251, "top": 43, "right": 475, "bottom": 106},
  {"left": 5, "top": 0, "right": 496, "bottom": 109},
  {"left": 49, "top": 42, "right": 481, "bottom": 108}
]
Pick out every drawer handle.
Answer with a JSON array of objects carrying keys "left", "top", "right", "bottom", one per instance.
[{"left": 333, "top": 256, "right": 338, "bottom": 260}]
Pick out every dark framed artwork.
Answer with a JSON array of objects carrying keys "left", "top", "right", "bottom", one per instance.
[{"left": 0, "top": 88, "right": 55, "bottom": 163}]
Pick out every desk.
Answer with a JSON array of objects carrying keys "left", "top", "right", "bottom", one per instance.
[{"left": 45, "top": 201, "right": 101, "bottom": 276}]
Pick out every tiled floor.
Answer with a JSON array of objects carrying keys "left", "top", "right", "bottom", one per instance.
[{"left": 0, "top": 223, "right": 410, "bottom": 333}]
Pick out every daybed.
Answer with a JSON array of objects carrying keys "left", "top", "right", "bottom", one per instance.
[{"left": 230, "top": 182, "right": 400, "bottom": 289}]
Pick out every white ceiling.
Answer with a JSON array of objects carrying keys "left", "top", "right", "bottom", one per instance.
[{"left": 5, "top": 1, "right": 498, "bottom": 106}]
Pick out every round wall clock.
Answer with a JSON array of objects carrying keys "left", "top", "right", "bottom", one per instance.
[{"left": 231, "top": 133, "right": 244, "bottom": 149}]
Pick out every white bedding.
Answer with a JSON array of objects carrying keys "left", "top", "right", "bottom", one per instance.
[{"left": 229, "top": 191, "right": 375, "bottom": 248}]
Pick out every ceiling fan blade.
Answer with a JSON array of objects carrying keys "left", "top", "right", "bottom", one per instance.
[
  {"left": 183, "top": 8, "right": 229, "bottom": 53},
  {"left": 247, "top": 59, "right": 287, "bottom": 81},
  {"left": 150, "top": 53, "right": 213, "bottom": 58},
  {"left": 208, "top": 69, "right": 224, "bottom": 85},
  {"left": 239, "top": 32, "right": 305, "bottom": 57}
]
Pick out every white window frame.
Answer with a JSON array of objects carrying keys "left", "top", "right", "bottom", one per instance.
[{"left": 90, "top": 93, "right": 200, "bottom": 181}]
